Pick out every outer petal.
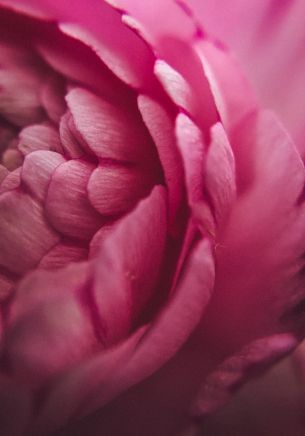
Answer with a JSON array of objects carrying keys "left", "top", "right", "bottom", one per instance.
[{"left": 188, "top": 0, "right": 305, "bottom": 155}]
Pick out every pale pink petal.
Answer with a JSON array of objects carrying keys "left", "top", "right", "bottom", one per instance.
[
  {"left": 205, "top": 123, "right": 236, "bottom": 226},
  {"left": 65, "top": 87, "right": 155, "bottom": 163},
  {"left": 187, "top": 0, "right": 305, "bottom": 155},
  {"left": 138, "top": 95, "right": 184, "bottom": 231},
  {"left": 36, "top": 27, "right": 129, "bottom": 101},
  {"left": 0, "top": 190, "right": 59, "bottom": 275},
  {"left": 39, "top": 242, "right": 88, "bottom": 269},
  {"left": 18, "top": 124, "right": 63, "bottom": 155},
  {"left": 87, "top": 164, "right": 154, "bottom": 216},
  {"left": 91, "top": 186, "right": 167, "bottom": 344},
  {"left": 21, "top": 150, "right": 65, "bottom": 201},
  {"left": 176, "top": 113, "right": 205, "bottom": 205},
  {"left": 45, "top": 159, "right": 103, "bottom": 240}
]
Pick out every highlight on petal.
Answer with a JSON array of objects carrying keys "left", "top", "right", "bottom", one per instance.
[
  {"left": 195, "top": 39, "right": 257, "bottom": 131},
  {"left": 18, "top": 124, "right": 63, "bottom": 155},
  {"left": 21, "top": 150, "right": 65, "bottom": 201},
  {"left": 138, "top": 94, "right": 184, "bottom": 229},
  {"left": 66, "top": 87, "right": 155, "bottom": 163},
  {"left": 45, "top": 159, "right": 103, "bottom": 240}
]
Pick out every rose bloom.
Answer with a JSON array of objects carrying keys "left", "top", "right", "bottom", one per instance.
[{"left": 0, "top": 0, "right": 305, "bottom": 435}]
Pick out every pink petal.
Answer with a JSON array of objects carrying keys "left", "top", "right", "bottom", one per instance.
[
  {"left": 9, "top": 262, "right": 89, "bottom": 324},
  {"left": 87, "top": 164, "right": 154, "bottom": 216},
  {"left": 0, "top": 274, "right": 13, "bottom": 302},
  {"left": 196, "top": 111, "right": 305, "bottom": 360},
  {"left": 32, "top": 327, "right": 146, "bottom": 435},
  {"left": 18, "top": 123, "right": 63, "bottom": 155},
  {"left": 65, "top": 87, "right": 155, "bottom": 163},
  {"left": 45, "top": 159, "right": 103, "bottom": 240},
  {"left": 40, "top": 74, "right": 66, "bottom": 124},
  {"left": 188, "top": 0, "right": 305, "bottom": 155},
  {"left": 205, "top": 123, "right": 236, "bottom": 226},
  {"left": 0, "top": 168, "right": 21, "bottom": 194},
  {"left": 59, "top": 112, "right": 87, "bottom": 159},
  {"left": 0, "top": 190, "right": 59, "bottom": 275},
  {"left": 21, "top": 150, "right": 65, "bottom": 201},
  {"left": 0, "top": 376, "right": 32, "bottom": 436},
  {"left": 39, "top": 242, "right": 88, "bottom": 269},
  {"left": 91, "top": 185, "right": 167, "bottom": 344},
  {"left": 0, "top": 165, "right": 9, "bottom": 183},
  {"left": 195, "top": 39, "right": 257, "bottom": 131},
  {"left": 137, "top": 95, "right": 184, "bottom": 229},
  {"left": 32, "top": 238, "right": 214, "bottom": 435},
  {"left": 89, "top": 223, "right": 120, "bottom": 258},
  {"left": 1, "top": 149, "right": 23, "bottom": 171},
  {"left": 7, "top": 294, "right": 98, "bottom": 385}
]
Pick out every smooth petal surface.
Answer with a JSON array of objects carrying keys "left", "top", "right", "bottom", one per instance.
[
  {"left": 91, "top": 186, "right": 167, "bottom": 344},
  {"left": 18, "top": 124, "right": 63, "bottom": 155}
]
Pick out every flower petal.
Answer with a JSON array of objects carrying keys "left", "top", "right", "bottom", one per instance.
[
  {"left": 21, "top": 150, "right": 65, "bottom": 201},
  {"left": 18, "top": 124, "right": 63, "bottom": 155},
  {"left": 66, "top": 87, "right": 155, "bottom": 163},
  {"left": 0, "top": 190, "right": 59, "bottom": 275},
  {"left": 91, "top": 185, "right": 167, "bottom": 344},
  {"left": 45, "top": 159, "right": 103, "bottom": 240}
]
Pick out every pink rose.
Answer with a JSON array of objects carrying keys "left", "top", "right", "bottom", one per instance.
[{"left": 0, "top": 1, "right": 305, "bottom": 435}]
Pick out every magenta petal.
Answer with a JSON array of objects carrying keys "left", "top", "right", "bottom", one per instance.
[
  {"left": 59, "top": 112, "right": 86, "bottom": 159},
  {"left": 87, "top": 164, "right": 153, "bottom": 216},
  {"left": 18, "top": 124, "right": 63, "bottom": 155},
  {"left": 21, "top": 150, "right": 65, "bottom": 201},
  {"left": 73, "top": 238, "right": 215, "bottom": 421},
  {"left": 0, "top": 274, "right": 13, "bottom": 302},
  {"left": 0, "top": 165, "right": 9, "bottom": 184},
  {"left": 45, "top": 159, "right": 103, "bottom": 240},
  {"left": 138, "top": 95, "right": 183, "bottom": 228},
  {"left": 192, "top": 334, "right": 297, "bottom": 415},
  {"left": 89, "top": 223, "right": 119, "bottom": 258},
  {"left": 39, "top": 242, "right": 88, "bottom": 269},
  {"left": 92, "top": 186, "right": 167, "bottom": 344},
  {"left": 66, "top": 87, "right": 153, "bottom": 162},
  {"left": 8, "top": 294, "right": 98, "bottom": 384},
  {"left": 0, "top": 190, "right": 59, "bottom": 275}
]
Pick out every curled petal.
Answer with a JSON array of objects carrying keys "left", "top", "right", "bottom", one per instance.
[{"left": 45, "top": 159, "right": 103, "bottom": 240}]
